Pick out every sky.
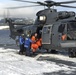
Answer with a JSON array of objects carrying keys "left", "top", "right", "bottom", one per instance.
[{"left": 0, "top": 0, "right": 76, "bottom": 19}]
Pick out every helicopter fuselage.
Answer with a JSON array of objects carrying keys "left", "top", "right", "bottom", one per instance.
[{"left": 33, "top": 9, "right": 76, "bottom": 57}]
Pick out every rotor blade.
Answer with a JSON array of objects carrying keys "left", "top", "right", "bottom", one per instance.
[
  {"left": 6, "top": 5, "right": 41, "bottom": 9},
  {"left": 37, "top": 2, "right": 47, "bottom": 6},
  {"left": 12, "top": 0, "right": 46, "bottom": 6},
  {"left": 58, "top": 5, "right": 76, "bottom": 8},
  {"left": 58, "top": 0, "right": 76, "bottom": 4},
  {"left": 12, "top": 0, "right": 37, "bottom": 4}
]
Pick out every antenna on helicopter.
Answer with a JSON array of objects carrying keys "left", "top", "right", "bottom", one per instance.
[{"left": 7, "top": 9, "right": 10, "bottom": 18}]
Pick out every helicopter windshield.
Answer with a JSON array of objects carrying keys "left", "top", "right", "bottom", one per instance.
[
  {"left": 68, "top": 22, "right": 76, "bottom": 31},
  {"left": 37, "top": 15, "right": 46, "bottom": 25},
  {"left": 39, "top": 16, "right": 46, "bottom": 21},
  {"left": 34, "top": 15, "right": 46, "bottom": 25},
  {"left": 67, "top": 21, "right": 76, "bottom": 40}
]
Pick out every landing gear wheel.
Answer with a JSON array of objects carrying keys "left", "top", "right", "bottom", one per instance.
[
  {"left": 51, "top": 49, "right": 58, "bottom": 54},
  {"left": 69, "top": 49, "right": 76, "bottom": 57},
  {"left": 46, "top": 49, "right": 49, "bottom": 53}
]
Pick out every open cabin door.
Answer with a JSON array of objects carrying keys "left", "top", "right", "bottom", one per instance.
[{"left": 42, "top": 25, "right": 52, "bottom": 44}]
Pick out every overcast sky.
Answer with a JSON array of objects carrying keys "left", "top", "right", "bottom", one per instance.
[{"left": 0, "top": 0, "right": 76, "bottom": 19}]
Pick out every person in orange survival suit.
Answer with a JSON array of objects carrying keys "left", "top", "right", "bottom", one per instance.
[
  {"left": 31, "top": 33, "right": 38, "bottom": 53},
  {"left": 36, "top": 38, "right": 42, "bottom": 49}
]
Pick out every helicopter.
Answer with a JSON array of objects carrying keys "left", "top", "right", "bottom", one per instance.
[{"left": 5, "top": 0, "right": 76, "bottom": 57}]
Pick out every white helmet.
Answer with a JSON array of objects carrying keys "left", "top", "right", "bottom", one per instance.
[
  {"left": 21, "top": 34, "right": 24, "bottom": 36},
  {"left": 27, "top": 34, "right": 30, "bottom": 37}
]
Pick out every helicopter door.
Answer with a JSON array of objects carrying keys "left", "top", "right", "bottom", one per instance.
[{"left": 42, "top": 25, "right": 52, "bottom": 44}]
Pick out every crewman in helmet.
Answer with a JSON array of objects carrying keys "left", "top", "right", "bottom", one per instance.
[{"left": 24, "top": 34, "right": 32, "bottom": 56}]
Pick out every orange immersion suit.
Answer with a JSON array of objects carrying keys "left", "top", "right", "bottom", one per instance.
[
  {"left": 36, "top": 38, "right": 42, "bottom": 47},
  {"left": 31, "top": 36, "right": 38, "bottom": 52}
]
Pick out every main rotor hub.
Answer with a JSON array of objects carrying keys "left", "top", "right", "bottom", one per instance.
[
  {"left": 44, "top": 0, "right": 56, "bottom": 7},
  {"left": 45, "top": 0, "right": 55, "bottom": 4}
]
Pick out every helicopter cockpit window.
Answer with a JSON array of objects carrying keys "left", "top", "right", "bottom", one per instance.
[
  {"left": 68, "top": 22, "right": 76, "bottom": 31},
  {"left": 58, "top": 24, "right": 65, "bottom": 33},
  {"left": 38, "top": 16, "right": 46, "bottom": 24},
  {"left": 39, "top": 16, "right": 46, "bottom": 21},
  {"left": 67, "top": 22, "right": 76, "bottom": 40},
  {"left": 43, "top": 27, "right": 47, "bottom": 33}
]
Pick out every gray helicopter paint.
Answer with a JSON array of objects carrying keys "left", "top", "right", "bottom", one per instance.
[
  {"left": 35, "top": 8, "right": 76, "bottom": 50},
  {"left": 42, "top": 22, "right": 61, "bottom": 49},
  {"left": 42, "top": 17, "right": 76, "bottom": 50},
  {"left": 60, "top": 41, "right": 76, "bottom": 48},
  {"left": 35, "top": 9, "right": 58, "bottom": 25},
  {"left": 42, "top": 25, "right": 52, "bottom": 44}
]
